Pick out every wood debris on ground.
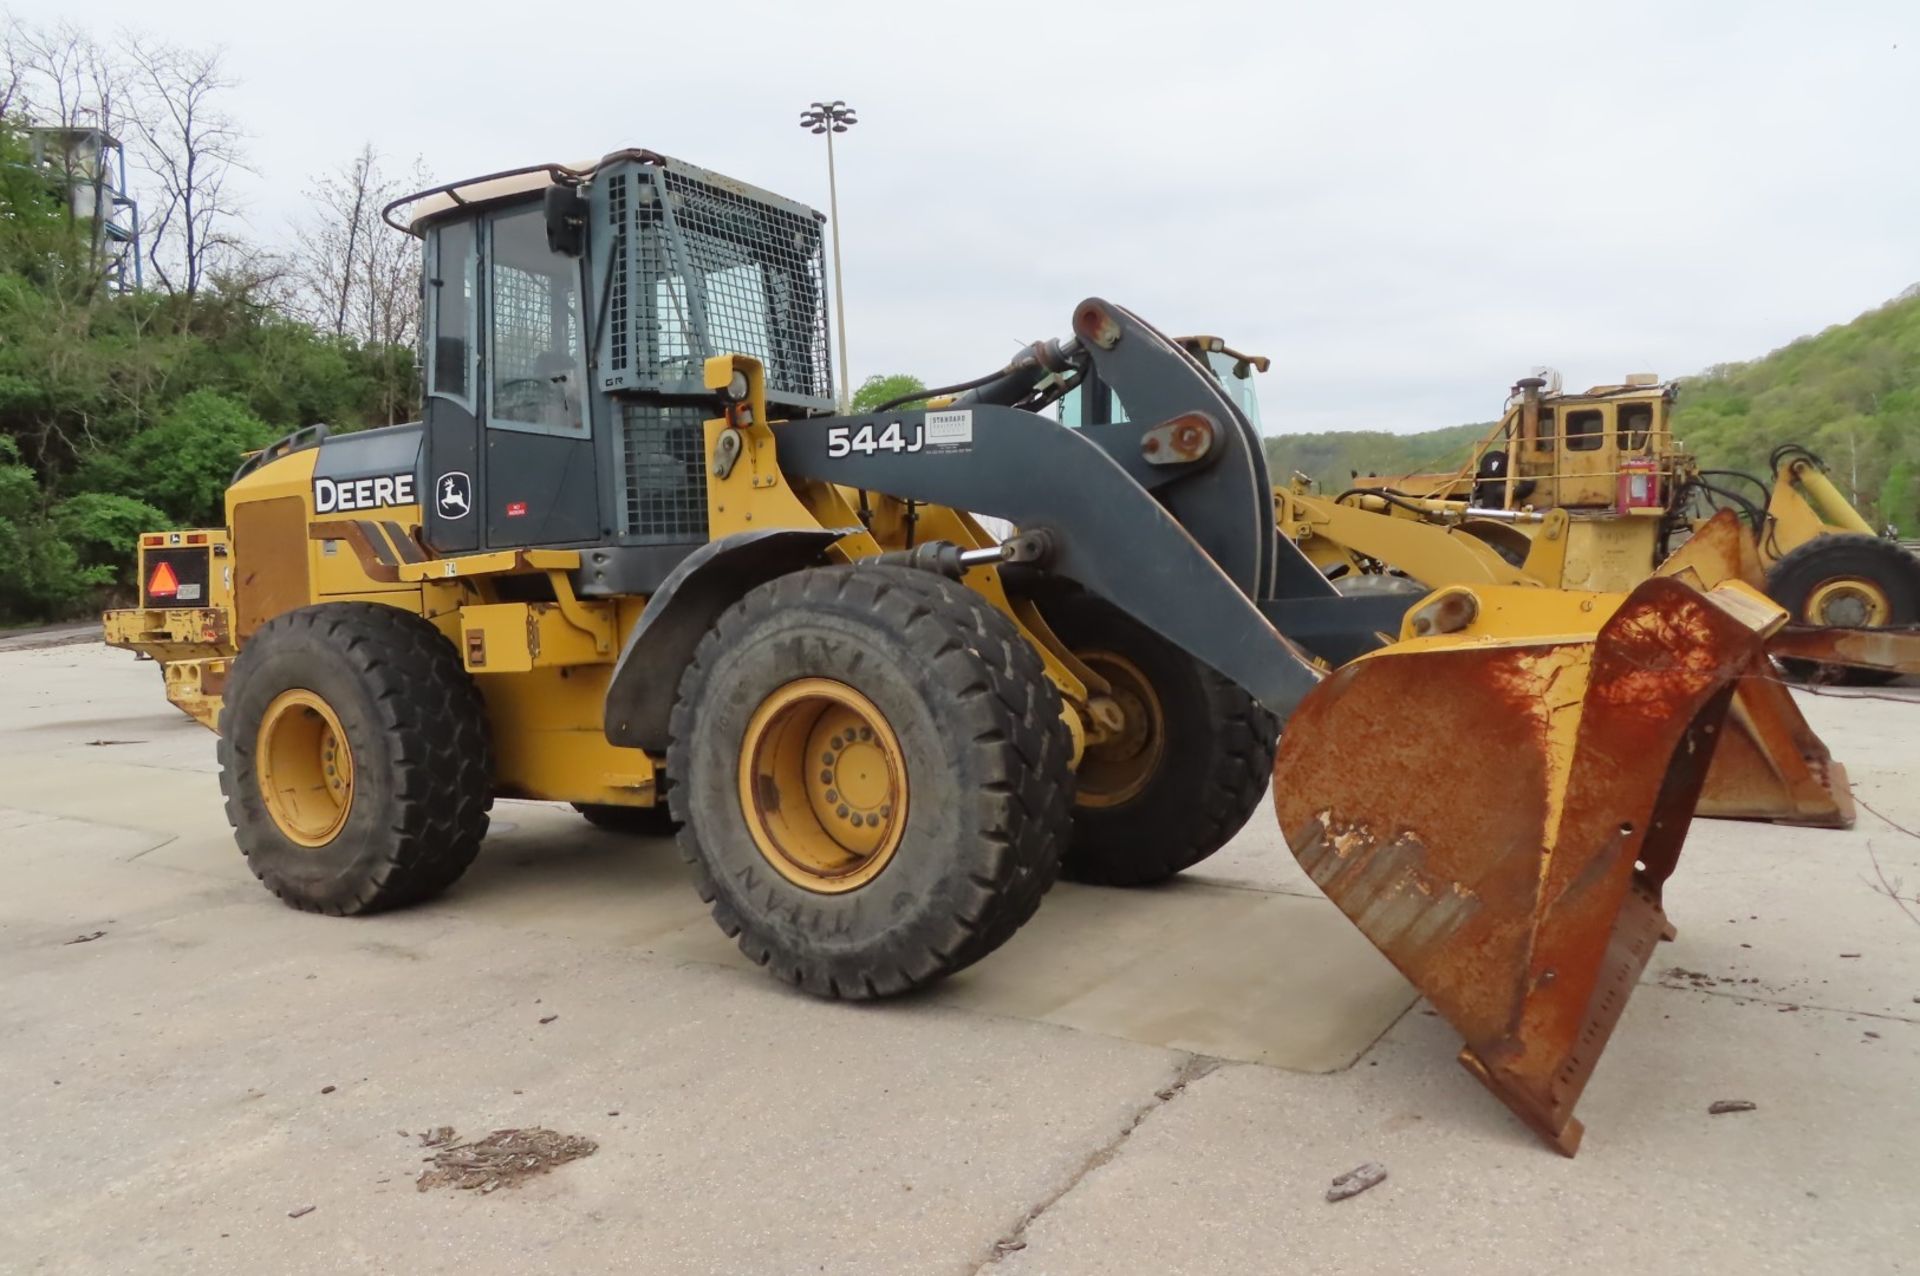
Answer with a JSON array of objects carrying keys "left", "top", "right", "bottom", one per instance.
[
  {"left": 1325, "top": 1162, "right": 1388, "bottom": 1202},
  {"left": 415, "top": 1127, "right": 598, "bottom": 1194}
]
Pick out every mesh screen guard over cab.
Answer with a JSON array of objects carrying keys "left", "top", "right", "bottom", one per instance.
[{"left": 590, "top": 155, "right": 834, "bottom": 541}]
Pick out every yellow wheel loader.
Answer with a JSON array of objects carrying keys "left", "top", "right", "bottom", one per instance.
[
  {"left": 1337, "top": 373, "right": 1920, "bottom": 683},
  {"left": 106, "top": 150, "right": 1798, "bottom": 1155}
]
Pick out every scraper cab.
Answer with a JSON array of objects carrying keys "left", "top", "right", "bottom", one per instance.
[{"left": 101, "top": 148, "right": 1789, "bottom": 1155}]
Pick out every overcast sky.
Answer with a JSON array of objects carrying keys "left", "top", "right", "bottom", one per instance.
[{"left": 23, "top": 0, "right": 1920, "bottom": 433}]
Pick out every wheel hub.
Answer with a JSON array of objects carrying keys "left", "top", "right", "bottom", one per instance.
[
  {"left": 1805, "top": 576, "right": 1891, "bottom": 629},
  {"left": 738, "top": 678, "right": 908, "bottom": 894},
  {"left": 256, "top": 688, "right": 354, "bottom": 847},
  {"left": 1074, "top": 650, "right": 1166, "bottom": 809}
]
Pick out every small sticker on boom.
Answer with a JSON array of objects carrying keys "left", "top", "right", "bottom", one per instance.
[
  {"left": 314, "top": 472, "right": 416, "bottom": 514},
  {"left": 923, "top": 410, "right": 973, "bottom": 453}
]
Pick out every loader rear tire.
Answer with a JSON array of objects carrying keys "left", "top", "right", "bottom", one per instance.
[
  {"left": 1043, "top": 594, "right": 1279, "bottom": 887},
  {"left": 218, "top": 603, "right": 493, "bottom": 914},
  {"left": 1765, "top": 534, "right": 1920, "bottom": 685},
  {"left": 572, "top": 801, "right": 680, "bottom": 836},
  {"left": 667, "top": 564, "right": 1073, "bottom": 998}
]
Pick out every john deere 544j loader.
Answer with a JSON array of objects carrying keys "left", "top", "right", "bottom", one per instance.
[{"left": 107, "top": 150, "right": 1798, "bottom": 1155}]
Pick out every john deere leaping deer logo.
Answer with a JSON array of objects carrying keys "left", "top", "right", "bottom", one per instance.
[{"left": 436, "top": 472, "right": 472, "bottom": 520}]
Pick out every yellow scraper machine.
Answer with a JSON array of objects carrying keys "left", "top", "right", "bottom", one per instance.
[
  {"left": 104, "top": 150, "right": 1798, "bottom": 1155},
  {"left": 1330, "top": 370, "right": 1920, "bottom": 685}
]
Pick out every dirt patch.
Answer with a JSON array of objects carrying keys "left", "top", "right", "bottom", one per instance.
[
  {"left": 1658, "top": 966, "right": 1778, "bottom": 995},
  {"left": 415, "top": 1127, "right": 598, "bottom": 1195}
]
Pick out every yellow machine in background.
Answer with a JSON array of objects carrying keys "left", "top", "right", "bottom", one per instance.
[{"left": 1330, "top": 372, "right": 1920, "bottom": 680}]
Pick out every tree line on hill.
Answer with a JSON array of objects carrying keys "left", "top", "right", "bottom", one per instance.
[
  {"left": 1265, "top": 287, "right": 1920, "bottom": 532},
  {"left": 0, "top": 20, "right": 425, "bottom": 623}
]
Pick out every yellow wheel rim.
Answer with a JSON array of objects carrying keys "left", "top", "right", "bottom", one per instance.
[
  {"left": 256, "top": 689, "right": 355, "bottom": 847},
  {"left": 1074, "top": 650, "right": 1165, "bottom": 810},
  {"left": 737, "top": 678, "right": 908, "bottom": 894},
  {"left": 1805, "top": 576, "right": 1891, "bottom": 628}
]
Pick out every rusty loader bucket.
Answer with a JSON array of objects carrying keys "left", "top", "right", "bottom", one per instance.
[{"left": 1272, "top": 576, "right": 1788, "bottom": 1154}]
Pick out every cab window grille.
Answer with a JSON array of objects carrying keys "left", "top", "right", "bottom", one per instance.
[
  {"left": 620, "top": 403, "right": 709, "bottom": 540},
  {"left": 594, "top": 156, "right": 834, "bottom": 414},
  {"left": 605, "top": 174, "right": 629, "bottom": 374}
]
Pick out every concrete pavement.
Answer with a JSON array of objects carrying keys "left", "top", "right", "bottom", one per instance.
[{"left": 1, "top": 643, "right": 1915, "bottom": 1274}]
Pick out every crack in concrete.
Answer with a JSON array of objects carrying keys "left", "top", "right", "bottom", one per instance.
[{"left": 972, "top": 1053, "right": 1222, "bottom": 1271}]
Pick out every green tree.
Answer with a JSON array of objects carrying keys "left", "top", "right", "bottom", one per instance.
[
  {"left": 850, "top": 373, "right": 928, "bottom": 413},
  {"left": 0, "top": 66, "right": 423, "bottom": 622},
  {"left": 0, "top": 437, "right": 102, "bottom": 620},
  {"left": 1883, "top": 458, "right": 1920, "bottom": 536},
  {"left": 53, "top": 492, "right": 172, "bottom": 586},
  {"left": 72, "top": 390, "right": 275, "bottom": 526}
]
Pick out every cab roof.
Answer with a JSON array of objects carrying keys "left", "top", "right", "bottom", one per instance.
[
  {"left": 381, "top": 149, "right": 654, "bottom": 235},
  {"left": 381, "top": 148, "right": 825, "bottom": 236}
]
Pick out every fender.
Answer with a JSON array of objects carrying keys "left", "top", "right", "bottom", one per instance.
[{"left": 604, "top": 528, "right": 852, "bottom": 751}]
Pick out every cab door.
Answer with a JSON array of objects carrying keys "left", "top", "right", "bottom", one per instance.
[
  {"left": 477, "top": 204, "right": 602, "bottom": 548},
  {"left": 1556, "top": 404, "right": 1618, "bottom": 507},
  {"left": 422, "top": 220, "right": 481, "bottom": 554}
]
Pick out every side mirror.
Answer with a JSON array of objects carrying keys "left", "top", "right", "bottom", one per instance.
[{"left": 544, "top": 185, "right": 589, "bottom": 257}]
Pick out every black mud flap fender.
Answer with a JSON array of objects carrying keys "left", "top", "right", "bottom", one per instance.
[{"left": 604, "top": 528, "right": 855, "bottom": 751}]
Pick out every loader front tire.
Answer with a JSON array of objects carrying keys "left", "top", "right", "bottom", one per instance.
[
  {"left": 1043, "top": 594, "right": 1278, "bottom": 887},
  {"left": 667, "top": 564, "right": 1073, "bottom": 998},
  {"left": 218, "top": 603, "right": 493, "bottom": 914},
  {"left": 1766, "top": 534, "right": 1920, "bottom": 684}
]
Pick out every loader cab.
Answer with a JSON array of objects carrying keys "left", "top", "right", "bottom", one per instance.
[
  {"left": 404, "top": 151, "right": 836, "bottom": 591},
  {"left": 1491, "top": 373, "right": 1678, "bottom": 513}
]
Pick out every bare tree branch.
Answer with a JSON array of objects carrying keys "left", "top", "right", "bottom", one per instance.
[
  {"left": 292, "top": 144, "right": 424, "bottom": 344},
  {"left": 121, "top": 37, "right": 245, "bottom": 302}
]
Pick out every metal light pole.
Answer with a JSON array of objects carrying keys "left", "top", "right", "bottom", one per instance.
[{"left": 800, "top": 99, "right": 857, "bottom": 411}]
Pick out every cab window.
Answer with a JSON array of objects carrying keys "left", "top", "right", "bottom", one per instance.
[
  {"left": 1204, "top": 351, "right": 1264, "bottom": 429},
  {"left": 1619, "top": 407, "right": 1654, "bottom": 450},
  {"left": 1533, "top": 408, "right": 1556, "bottom": 452},
  {"left": 487, "top": 206, "right": 588, "bottom": 437},
  {"left": 1565, "top": 409, "right": 1604, "bottom": 452},
  {"left": 427, "top": 221, "right": 476, "bottom": 408}
]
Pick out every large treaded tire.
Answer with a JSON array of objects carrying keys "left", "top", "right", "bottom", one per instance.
[
  {"left": 666, "top": 564, "right": 1073, "bottom": 999},
  {"left": 1044, "top": 594, "right": 1279, "bottom": 887},
  {"left": 1765, "top": 533, "right": 1920, "bottom": 685},
  {"left": 217, "top": 603, "right": 493, "bottom": 914}
]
